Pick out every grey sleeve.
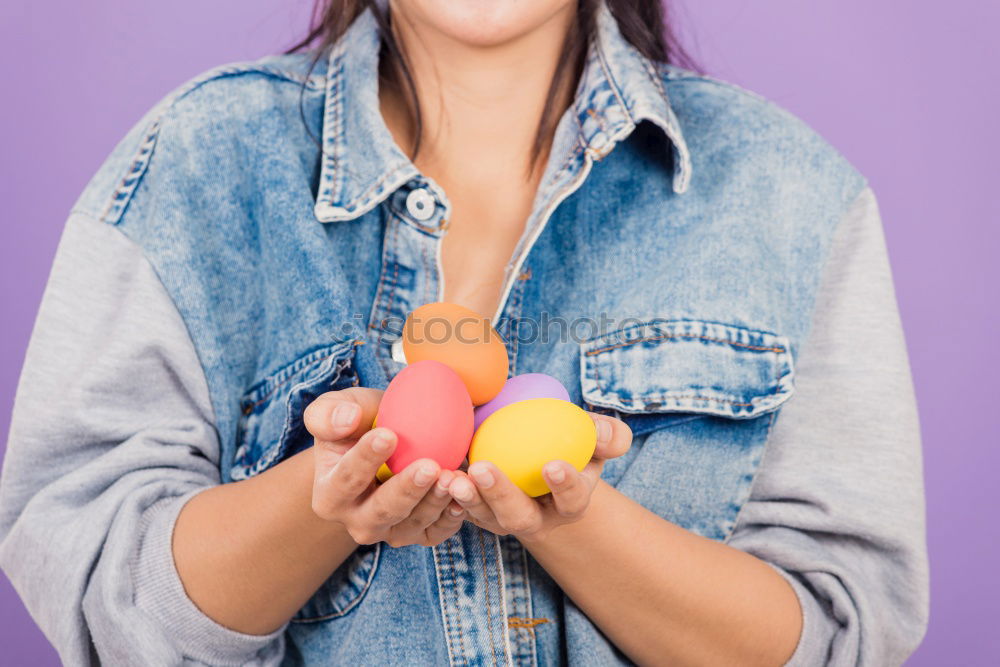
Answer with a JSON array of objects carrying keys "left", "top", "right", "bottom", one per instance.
[
  {"left": 727, "top": 188, "right": 929, "bottom": 666},
  {"left": 0, "top": 213, "right": 287, "bottom": 666}
]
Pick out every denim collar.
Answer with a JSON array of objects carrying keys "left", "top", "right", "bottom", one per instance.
[{"left": 313, "top": 0, "right": 692, "bottom": 223}]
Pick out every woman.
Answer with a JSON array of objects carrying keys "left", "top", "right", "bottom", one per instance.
[{"left": 0, "top": 0, "right": 928, "bottom": 665}]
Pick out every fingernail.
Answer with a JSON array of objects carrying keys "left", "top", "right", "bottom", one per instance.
[
  {"left": 333, "top": 403, "right": 360, "bottom": 428},
  {"left": 371, "top": 431, "right": 394, "bottom": 454},
  {"left": 451, "top": 479, "right": 475, "bottom": 503},
  {"left": 596, "top": 418, "right": 612, "bottom": 444},
  {"left": 544, "top": 462, "right": 566, "bottom": 485},
  {"left": 469, "top": 464, "right": 494, "bottom": 489},
  {"left": 414, "top": 463, "right": 436, "bottom": 487},
  {"left": 449, "top": 506, "right": 464, "bottom": 518}
]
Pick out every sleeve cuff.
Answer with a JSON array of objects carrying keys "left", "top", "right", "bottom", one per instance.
[
  {"left": 132, "top": 487, "right": 287, "bottom": 666},
  {"left": 767, "top": 563, "right": 839, "bottom": 667}
]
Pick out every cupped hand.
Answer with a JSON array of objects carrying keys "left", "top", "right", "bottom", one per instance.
[
  {"left": 447, "top": 412, "right": 632, "bottom": 542},
  {"left": 303, "top": 388, "right": 465, "bottom": 547}
]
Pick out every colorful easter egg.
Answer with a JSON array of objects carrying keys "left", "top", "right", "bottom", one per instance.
[
  {"left": 369, "top": 416, "right": 394, "bottom": 482},
  {"left": 473, "top": 373, "right": 570, "bottom": 430},
  {"left": 401, "top": 302, "right": 508, "bottom": 406},
  {"left": 469, "top": 398, "right": 596, "bottom": 497},
  {"left": 377, "top": 360, "right": 474, "bottom": 473}
]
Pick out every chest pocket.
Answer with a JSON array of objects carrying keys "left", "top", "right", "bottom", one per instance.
[
  {"left": 579, "top": 319, "right": 795, "bottom": 540},
  {"left": 230, "top": 340, "right": 380, "bottom": 623}
]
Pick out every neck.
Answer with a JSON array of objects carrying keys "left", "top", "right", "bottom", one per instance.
[{"left": 380, "top": 5, "right": 578, "bottom": 186}]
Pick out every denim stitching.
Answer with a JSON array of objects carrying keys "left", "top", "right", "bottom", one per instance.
[
  {"left": 367, "top": 212, "right": 402, "bottom": 378},
  {"left": 593, "top": 34, "right": 636, "bottom": 127},
  {"left": 440, "top": 540, "right": 459, "bottom": 664},
  {"left": 101, "top": 64, "right": 322, "bottom": 225},
  {"left": 585, "top": 107, "right": 609, "bottom": 136},
  {"left": 241, "top": 341, "right": 356, "bottom": 405},
  {"left": 418, "top": 224, "right": 435, "bottom": 304},
  {"left": 332, "top": 165, "right": 413, "bottom": 215},
  {"left": 100, "top": 121, "right": 160, "bottom": 223},
  {"left": 581, "top": 318, "right": 785, "bottom": 344},
  {"left": 384, "top": 238, "right": 401, "bottom": 329},
  {"left": 493, "top": 532, "right": 515, "bottom": 665},
  {"left": 368, "top": 210, "right": 396, "bottom": 332},
  {"left": 499, "top": 537, "right": 530, "bottom": 660},
  {"left": 477, "top": 528, "right": 501, "bottom": 666},
  {"left": 446, "top": 536, "right": 469, "bottom": 663},
  {"left": 242, "top": 350, "right": 344, "bottom": 413},
  {"left": 592, "top": 350, "right": 781, "bottom": 408},
  {"left": 517, "top": 542, "right": 538, "bottom": 665},
  {"left": 588, "top": 349, "right": 789, "bottom": 411},
  {"left": 639, "top": 57, "right": 692, "bottom": 193},
  {"left": 723, "top": 411, "right": 778, "bottom": 545},
  {"left": 290, "top": 543, "right": 382, "bottom": 622},
  {"left": 232, "top": 351, "right": 356, "bottom": 480},
  {"left": 321, "top": 45, "right": 346, "bottom": 209},
  {"left": 585, "top": 333, "right": 785, "bottom": 356},
  {"left": 505, "top": 269, "right": 528, "bottom": 377},
  {"left": 432, "top": 541, "right": 462, "bottom": 666},
  {"left": 584, "top": 331, "right": 793, "bottom": 415},
  {"left": 492, "top": 136, "right": 587, "bottom": 325},
  {"left": 319, "top": 40, "right": 416, "bottom": 218},
  {"left": 507, "top": 618, "right": 550, "bottom": 630}
]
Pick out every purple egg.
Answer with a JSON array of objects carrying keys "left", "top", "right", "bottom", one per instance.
[{"left": 473, "top": 373, "right": 571, "bottom": 430}]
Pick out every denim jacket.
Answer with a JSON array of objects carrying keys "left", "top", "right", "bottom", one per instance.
[{"left": 0, "top": 1, "right": 929, "bottom": 665}]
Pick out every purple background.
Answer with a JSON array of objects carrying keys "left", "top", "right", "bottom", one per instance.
[{"left": 1, "top": 0, "right": 997, "bottom": 664}]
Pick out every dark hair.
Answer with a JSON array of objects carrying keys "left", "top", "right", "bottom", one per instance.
[{"left": 287, "top": 1, "right": 695, "bottom": 175}]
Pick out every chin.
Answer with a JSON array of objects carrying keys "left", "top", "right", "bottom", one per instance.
[{"left": 392, "top": 0, "right": 576, "bottom": 48}]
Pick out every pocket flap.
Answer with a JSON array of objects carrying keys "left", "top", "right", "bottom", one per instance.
[
  {"left": 580, "top": 319, "right": 795, "bottom": 419},
  {"left": 231, "top": 341, "right": 359, "bottom": 480}
]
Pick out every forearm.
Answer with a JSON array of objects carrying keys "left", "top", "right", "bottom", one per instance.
[
  {"left": 173, "top": 446, "right": 358, "bottom": 635},
  {"left": 520, "top": 480, "right": 801, "bottom": 666}
]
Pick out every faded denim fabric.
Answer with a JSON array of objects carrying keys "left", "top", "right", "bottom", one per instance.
[{"left": 15, "top": 1, "right": 875, "bottom": 664}]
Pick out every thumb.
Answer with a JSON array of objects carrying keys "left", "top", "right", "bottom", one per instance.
[{"left": 304, "top": 387, "right": 384, "bottom": 444}]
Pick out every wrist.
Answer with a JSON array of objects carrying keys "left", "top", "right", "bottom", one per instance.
[
  {"left": 258, "top": 446, "right": 359, "bottom": 552},
  {"left": 517, "top": 479, "right": 613, "bottom": 551}
]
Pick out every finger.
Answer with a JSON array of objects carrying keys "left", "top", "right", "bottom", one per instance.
[
  {"left": 364, "top": 458, "right": 440, "bottom": 528},
  {"left": 304, "top": 388, "right": 385, "bottom": 443},
  {"left": 577, "top": 458, "right": 605, "bottom": 487},
  {"left": 412, "top": 469, "right": 459, "bottom": 525},
  {"left": 590, "top": 413, "right": 632, "bottom": 460},
  {"left": 466, "top": 462, "right": 542, "bottom": 535},
  {"left": 316, "top": 427, "right": 396, "bottom": 508},
  {"left": 392, "top": 468, "right": 456, "bottom": 534},
  {"left": 447, "top": 472, "right": 496, "bottom": 527},
  {"left": 542, "top": 460, "right": 592, "bottom": 518},
  {"left": 422, "top": 503, "right": 466, "bottom": 546}
]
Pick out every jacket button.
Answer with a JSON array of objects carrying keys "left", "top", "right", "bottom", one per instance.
[{"left": 405, "top": 187, "right": 435, "bottom": 221}]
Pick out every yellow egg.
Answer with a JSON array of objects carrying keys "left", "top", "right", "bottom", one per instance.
[
  {"left": 469, "top": 398, "right": 596, "bottom": 497},
  {"left": 371, "top": 415, "right": 394, "bottom": 482},
  {"left": 376, "top": 463, "right": 393, "bottom": 483}
]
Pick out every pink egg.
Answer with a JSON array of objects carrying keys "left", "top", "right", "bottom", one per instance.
[
  {"left": 473, "top": 373, "right": 570, "bottom": 430},
  {"left": 377, "top": 360, "right": 474, "bottom": 473}
]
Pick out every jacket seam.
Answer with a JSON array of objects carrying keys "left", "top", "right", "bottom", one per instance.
[
  {"left": 721, "top": 408, "right": 780, "bottom": 545},
  {"left": 722, "top": 186, "right": 876, "bottom": 545},
  {"left": 90, "top": 64, "right": 324, "bottom": 227},
  {"left": 68, "top": 212, "right": 220, "bottom": 432}
]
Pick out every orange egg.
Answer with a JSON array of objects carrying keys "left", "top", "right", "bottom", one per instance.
[{"left": 401, "top": 302, "right": 509, "bottom": 406}]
